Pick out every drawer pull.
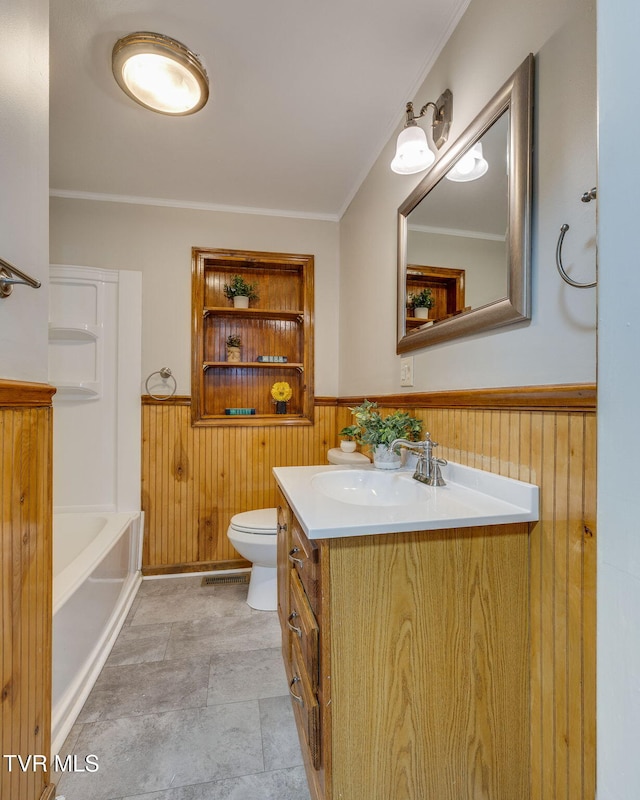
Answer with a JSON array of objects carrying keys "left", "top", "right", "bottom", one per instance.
[
  {"left": 277, "top": 522, "right": 287, "bottom": 534},
  {"left": 289, "top": 676, "right": 304, "bottom": 706},
  {"left": 288, "top": 546, "right": 304, "bottom": 567},
  {"left": 287, "top": 610, "right": 302, "bottom": 637}
]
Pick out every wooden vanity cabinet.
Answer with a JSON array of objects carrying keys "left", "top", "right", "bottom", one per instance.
[{"left": 276, "top": 488, "right": 531, "bottom": 800}]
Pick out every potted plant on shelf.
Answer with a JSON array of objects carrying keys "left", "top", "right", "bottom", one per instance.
[
  {"left": 223, "top": 274, "right": 259, "bottom": 308},
  {"left": 338, "top": 424, "right": 360, "bottom": 453},
  {"left": 226, "top": 334, "right": 242, "bottom": 362},
  {"left": 409, "top": 288, "right": 434, "bottom": 319},
  {"left": 346, "top": 400, "right": 423, "bottom": 469}
]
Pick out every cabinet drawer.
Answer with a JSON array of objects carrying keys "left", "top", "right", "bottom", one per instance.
[
  {"left": 288, "top": 569, "right": 319, "bottom": 690},
  {"left": 290, "top": 635, "right": 321, "bottom": 770},
  {"left": 289, "top": 519, "right": 320, "bottom": 615}
]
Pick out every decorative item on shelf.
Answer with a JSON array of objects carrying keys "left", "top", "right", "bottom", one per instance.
[
  {"left": 225, "top": 408, "right": 256, "bottom": 415},
  {"left": 223, "top": 274, "right": 259, "bottom": 308},
  {"left": 226, "top": 334, "right": 242, "bottom": 362},
  {"left": 257, "top": 355, "right": 288, "bottom": 363},
  {"left": 346, "top": 400, "right": 423, "bottom": 469},
  {"left": 271, "top": 381, "right": 292, "bottom": 414},
  {"left": 409, "top": 288, "right": 434, "bottom": 319},
  {"left": 338, "top": 425, "right": 360, "bottom": 453}
]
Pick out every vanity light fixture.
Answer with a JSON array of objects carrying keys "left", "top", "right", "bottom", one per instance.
[
  {"left": 112, "top": 32, "right": 209, "bottom": 115},
  {"left": 390, "top": 90, "right": 453, "bottom": 175},
  {"left": 445, "top": 141, "right": 489, "bottom": 182}
]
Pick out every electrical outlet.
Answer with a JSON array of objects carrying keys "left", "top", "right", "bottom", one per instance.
[{"left": 400, "top": 356, "right": 414, "bottom": 387}]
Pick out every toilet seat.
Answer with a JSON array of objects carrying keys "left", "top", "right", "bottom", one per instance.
[{"left": 229, "top": 507, "right": 277, "bottom": 535}]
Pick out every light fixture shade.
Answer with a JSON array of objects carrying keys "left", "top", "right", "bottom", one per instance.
[
  {"left": 390, "top": 125, "right": 435, "bottom": 175},
  {"left": 446, "top": 142, "right": 489, "bottom": 182},
  {"left": 112, "top": 32, "right": 209, "bottom": 115}
]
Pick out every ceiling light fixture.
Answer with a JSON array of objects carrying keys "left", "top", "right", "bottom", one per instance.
[
  {"left": 112, "top": 32, "right": 209, "bottom": 116},
  {"left": 390, "top": 90, "right": 453, "bottom": 175},
  {"left": 445, "top": 142, "right": 489, "bottom": 182}
]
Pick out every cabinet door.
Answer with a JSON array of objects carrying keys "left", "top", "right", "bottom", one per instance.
[
  {"left": 290, "top": 636, "right": 321, "bottom": 770},
  {"left": 276, "top": 495, "right": 292, "bottom": 661},
  {"left": 289, "top": 570, "right": 319, "bottom": 691},
  {"left": 289, "top": 517, "right": 320, "bottom": 617}
]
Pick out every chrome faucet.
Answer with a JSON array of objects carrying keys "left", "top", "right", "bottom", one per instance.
[{"left": 390, "top": 432, "right": 447, "bottom": 486}]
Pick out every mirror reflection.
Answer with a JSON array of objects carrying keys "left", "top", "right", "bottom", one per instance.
[
  {"left": 397, "top": 54, "right": 533, "bottom": 352},
  {"left": 406, "top": 111, "right": 509, "bottom": 323}
]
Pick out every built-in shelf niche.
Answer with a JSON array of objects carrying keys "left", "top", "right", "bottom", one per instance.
[
  {"left": 49, "top": 274, "right": 105, "bottom": 401},
  {"left": 191, "top": 248, "right": 314, "bottom": 426}
]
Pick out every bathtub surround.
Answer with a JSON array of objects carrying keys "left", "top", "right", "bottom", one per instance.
[
  {"left": 50, "top": 266, "right": 142, "bottom": 513},
  {"left": 49, "top": 266, "right": 144, "bottom": 756},
  {"left": 55, "top": 577, "right": 310, "bottom": 800}
]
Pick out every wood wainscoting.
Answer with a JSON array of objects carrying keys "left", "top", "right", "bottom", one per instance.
[
  {"left": 141, "top": 384, "right": 595, "bottom": 800},
  {"left": 141, "top": 397, "right": 338, "bottom": 573},
  {"left": 337, "top": 386, "right": 596, "bottom": 800},
  {"left": 0, "top": 380, "right": 56, "bottom": 800}
]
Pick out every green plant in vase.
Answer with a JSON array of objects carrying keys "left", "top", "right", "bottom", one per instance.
[
  {"left": 223, "top": 275, "right": 259, "bottom": 308},
  {"left": 409, "top": 288, "right": 434, "bottom": 319},
  {"left": 347, "top": 400, "right": 422, "bottom": 468},
  {"left": 338, "top": 424, "right": 361, "bottom": 453}
]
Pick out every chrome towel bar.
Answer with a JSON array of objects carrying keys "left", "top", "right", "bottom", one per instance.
[{"left": 0, "top": 256, "right": 42, "bottom": 298}]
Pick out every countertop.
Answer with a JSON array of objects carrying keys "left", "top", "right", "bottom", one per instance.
[{"left": 273, "top": 461, "right": 539, "bottom": 539}]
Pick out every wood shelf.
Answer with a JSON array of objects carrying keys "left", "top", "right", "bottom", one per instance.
[
  {"left": 203, "top": 306, "right": 304, "bottom": 321},
  {"left": 192, "top": 248, "right": 314, "bottom": 425},
  {"left": 203, "top": 360, "right": 303, "bottom": 369}
]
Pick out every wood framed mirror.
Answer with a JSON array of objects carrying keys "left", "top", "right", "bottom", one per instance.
[{"left": 397, "top": 54, "right": 534, "bottom": 353}]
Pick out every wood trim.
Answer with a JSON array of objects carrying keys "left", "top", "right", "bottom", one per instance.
[
  {"left": 142, "top": 558, "right": 249, "bottom": 576},
  {"left": 40, "top": 784, "right": 57, "bottom": 800},
  {"left": 142, "top": 394, "right": 338, "bottom": 407},
  {"left": 141, "top": 387, "right": 595, "bottom": 412},
  {"left": 142, "top": 394, "right": 191, "bottom": 406},
  {"left": 338, "top": 383, "right": 596, "bottom": 412},
  {"left": 0, "top": 379, "right": 56, "bottom": 407}
]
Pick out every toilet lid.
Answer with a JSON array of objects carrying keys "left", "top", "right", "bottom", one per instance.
[{"left": 230, "top": 507, "right": 278, "bottom": 534}]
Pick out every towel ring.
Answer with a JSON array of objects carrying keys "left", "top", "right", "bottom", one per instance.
[
  {"left": 145, "top": 367, "right": 177, "bottom": 400},
  {"left": 555, "top": 187, "right": 597, "bottom": 289}
]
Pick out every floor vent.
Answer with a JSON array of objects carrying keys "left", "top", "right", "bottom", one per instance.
[{"left": 201, "top": 573, "right": 250, "bottom": 587}]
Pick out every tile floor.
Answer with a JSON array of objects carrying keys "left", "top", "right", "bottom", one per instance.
[{"left": 55, "top": 576, "right": 311, "bottom": 800}]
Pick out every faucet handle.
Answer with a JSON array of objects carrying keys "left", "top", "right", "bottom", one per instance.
[{"left": 429, "top": 457, "right": 447, "bottom": 487}]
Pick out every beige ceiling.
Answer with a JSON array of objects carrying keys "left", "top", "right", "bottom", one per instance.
[{"left": 50, "top": 0, "right": 470, "bottom": 220}]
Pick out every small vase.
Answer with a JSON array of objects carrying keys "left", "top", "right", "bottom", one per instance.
[
  {"left": 233, "top": 295, "right": 250, "bottom": 308},
  {"left": 275, "top": 401, "right": 287, "bottom": 414},
  {"left": 340, "top": 440, "right": 357, "bottom": 453},
  {"left": 414, "top": 307, "right": 429, "bottom": 319},
  {"left": 372, "top": 444, "right": 402, "bottom": 470},
  {"left": 226, "top": 347, "right": 241, "bottom": 362}
]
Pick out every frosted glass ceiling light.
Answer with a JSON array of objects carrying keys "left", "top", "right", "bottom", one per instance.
[
  {"left": 112, "top": 32, "right": 209, "bottom": 115},
  {"left": 391, "top": 90, "right": 452, "bottom": 175},
  {"left": 446, "top": 142, "right": 489, "bottom": 182}
]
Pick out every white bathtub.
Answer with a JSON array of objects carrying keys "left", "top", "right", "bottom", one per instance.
[{"left": 52, "top": 511, "right": 142, "bottom": 754}]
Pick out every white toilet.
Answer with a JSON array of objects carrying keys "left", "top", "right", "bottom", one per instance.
[{"left": 227, "top": 448, "right": 369, "bottom": 610}]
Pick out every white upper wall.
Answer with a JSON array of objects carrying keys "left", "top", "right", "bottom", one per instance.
[
  {"left": 49, "top": 200, "right": 340, "bottom": 396},
  {"left": 340, "top": 0, "right": 596, "bottom": 394},
  {"left": 0, "top": 0, "right": 49, "bottom": 382}
]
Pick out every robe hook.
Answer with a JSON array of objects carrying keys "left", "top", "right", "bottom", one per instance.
[{"left": 555, "top": 187, "right": 597, "bottom": 289}]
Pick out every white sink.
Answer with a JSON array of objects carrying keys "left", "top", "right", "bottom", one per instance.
[
  {"left": 311, "top": 469, "right": 431, "bottom": 507},
  {"left": 273, "top": 462, "right": 539, "bottom": 539}
]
